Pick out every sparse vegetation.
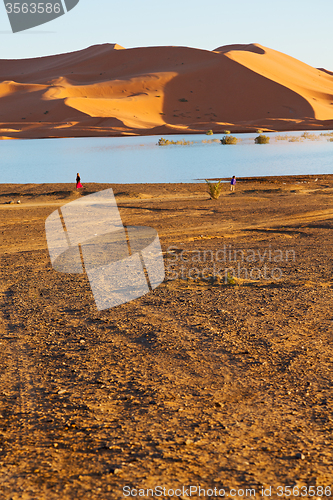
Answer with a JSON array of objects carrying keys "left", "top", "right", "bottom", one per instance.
[
  {"left": 205, "top": 179, "right": 223, "bottom": 200},
  {"left": 179, "top": 98, "right": 188, "bottom": 102},
  {"left": 226, "top": 272, "right": 237, "bottom": 285},
  {"left": 221, "top": 135, "right": 238, "bottom": 145},
  {"left": 301, "top": 132, "right": 320, "bottom": 140},
  {"left": 206, "top": 130, "right": 213, "bottom": 135},
  {"left": 276, "top": 132, "right": 326, "bottom": 142},
  {"left": 223, "top": 130, "right": 231, "bottom": 134},
  {"left": 255, "top": 134, "right": 270, "bottom": 144},
  {"left": 276, "top": 134, "right": 289, "bottom": 140},
  {"left": 157, "top": 137, "right": 192, "bottom": 146},
  {"left": 256, "top": 129, "right": 263, "bottom": 134}
]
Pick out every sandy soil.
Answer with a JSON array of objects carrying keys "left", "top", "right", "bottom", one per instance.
[
  {"left": 0, "top": 43, "right": 333, "bottom": 140},
  {"left": 1, "top": 176, "right": 333, "bottom": 499}
]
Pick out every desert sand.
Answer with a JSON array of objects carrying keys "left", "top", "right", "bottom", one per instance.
[
  {"left": 0, "top": 43, "right": 333, "bottom": 139},
  {"left": 1, "top": 177, "right": 333, "bottom": 498}
]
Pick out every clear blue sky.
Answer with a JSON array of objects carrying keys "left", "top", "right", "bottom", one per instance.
[{"left": 0, "top": 0, "right": 332, "bottom": 70}]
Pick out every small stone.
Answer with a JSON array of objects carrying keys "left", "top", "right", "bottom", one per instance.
[
  {"left": 109, "top": 467, "right": 122, "bottom": 474},
  {"left": 17, "top": 200, "right": 21, "bottom": 204},
  {"left": 184, "top": 439, "right": 193, "bottom": 446},
  {"left": 295, "top": 452, "right": 305, "bottom": 459},
  {"left": 58, "top": 389, "right": 66, "bottom": 395}
]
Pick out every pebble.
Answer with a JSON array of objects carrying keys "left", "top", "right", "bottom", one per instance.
[
  {"left": 109, "top": 467, "right": 122, "bottom": 474},
  {"left": 295, "top": 452, "right": 305, "bottom": 459}
]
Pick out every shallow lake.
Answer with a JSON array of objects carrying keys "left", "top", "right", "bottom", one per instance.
[{"left": 1, "top": 131, "right": 332, "bottom": 184}]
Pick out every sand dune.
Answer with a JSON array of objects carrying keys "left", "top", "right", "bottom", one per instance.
[{"left": 0, "top": 43, "right": 333, "bottom": 138}]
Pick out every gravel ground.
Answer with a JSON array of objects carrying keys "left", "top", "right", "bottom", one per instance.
[{"left": 1, "top": 177, "right": 333, "bottom": 499}]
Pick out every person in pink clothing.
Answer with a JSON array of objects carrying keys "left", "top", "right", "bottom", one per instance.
[{"left": 76, "top": 172, "right": 83, "bottom": 189}]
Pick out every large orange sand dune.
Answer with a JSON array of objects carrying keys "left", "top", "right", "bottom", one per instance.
[{"left": 0, "top": 42, "right": 333, "bottom": 139}]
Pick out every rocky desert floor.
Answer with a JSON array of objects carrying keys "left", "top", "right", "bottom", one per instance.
[{"left": 1, "top": 176, "right": 333, "bottom": 499}]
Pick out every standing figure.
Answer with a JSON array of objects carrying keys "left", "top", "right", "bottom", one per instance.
[
  {"left": 230, "top": 175, "right": 236, "bottom": 192},
  {"left": 76, "top": 172, "right": 83, "bottom": 189}
]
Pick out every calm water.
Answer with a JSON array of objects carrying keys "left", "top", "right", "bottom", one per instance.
[{"left": 1, "top": 131, "right": 332, "bottom": 184}]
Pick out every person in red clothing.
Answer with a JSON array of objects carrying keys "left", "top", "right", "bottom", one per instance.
[{"left": 76, "top": 172, "right": 83, "bottom": 189}]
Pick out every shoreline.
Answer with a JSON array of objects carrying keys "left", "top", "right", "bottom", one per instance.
[
  {"left": 1, "top": 126, "right": 333, "bottom": 141},
  {"left": 1, "top": 173, "right": 333, "bottom": 191}
]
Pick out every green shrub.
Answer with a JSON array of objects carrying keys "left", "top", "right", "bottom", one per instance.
[
  {"left": 255, "top": 134, "right": 270, "bottom": 144},
  {"left": 256, "top": 129, "right": 263, "bottom": 134},
  {"left": 223, "top": 130, "right": 231, "bottom": 134},
  {"left": 158, "top": 137, "right": 171, "bottom": 146},
  {"left": 221, "top": 135, "right": 238, "bottom": 144},
  {"left": 226, "top": 272, "right": 237, "bottom": 285},
  {"left": 206, "top": 130, "right": 213, "bottom": 135},
  {"left": 205, "top": 179, "right": 223, "bottom": 200}
]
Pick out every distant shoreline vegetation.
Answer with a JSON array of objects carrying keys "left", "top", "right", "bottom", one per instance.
[{"left": 157, "top": 130, "right": 333, "bottom": 146}]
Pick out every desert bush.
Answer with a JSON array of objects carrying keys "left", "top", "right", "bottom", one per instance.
[
  {"left": 226, "top": 272, "right": 237, "bottom": 285},
  {"left": 157, "top": 137, "right": 192, "bottom": 146},
  {"left": 275, "top": 135, "right": 289, "bottom": 141},
  {"left": 158, "top": 137, "right": 171, "bottom": 146},
  {"left": 255, "top": 134, "right": 270, "bottom": 144},
  {"left": 223, "top": 130, "right": 231, "bottom": 134},
  {"left": 206, "top": 130, "right": 213, "bottom": 135},
  {"left": 256, "top": 129, "right": 263, "bottom": 134},
  {"left": 221, "top": 135, "right": 238, "bottom": 145},
  {"left": 179, "top": 98, "right": 188, "bottom": 102},
  {"left": 288, "top": 136, "right": 302, "bottom": 142},
  {"left": 276, "top": 134, "right": 288, "bottom": 140},
  {"left": 301, "top": 132, "right": 319, "bottom": 140},
  {"left": 205, "top": 179, "right": 223, "bottom": 200}
]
